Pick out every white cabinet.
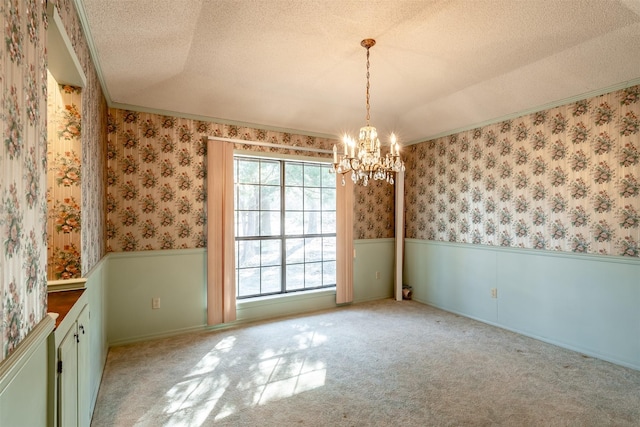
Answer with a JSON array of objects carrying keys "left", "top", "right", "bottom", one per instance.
[
  {"left": 49, "top": 271, "right": 107, "bottom": 427},
  {"left": 77, "top": 306, "right": 90, "bottom": 427},
  {"left": 57, "top": 304, "right": 89, "bottom": 427}
]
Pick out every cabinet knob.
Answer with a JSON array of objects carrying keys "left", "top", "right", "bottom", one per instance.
[
  {"left": 79, "top": 325, "right": 85, "bottom": 334},
  {"left": 74, "top": 333, "right": 79, "bottom": 343}
]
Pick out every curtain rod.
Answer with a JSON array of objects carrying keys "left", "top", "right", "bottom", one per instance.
[{"left": 207, "top": 136, "right": 333, "bottom": 155}]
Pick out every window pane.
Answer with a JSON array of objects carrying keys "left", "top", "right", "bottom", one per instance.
[
  {"left": 260, "top": 186, "right": 280, "bottom": 210},
  {"left": 321, "top": 211, "right": 336, "bottom": 234},
  {"left": 260, "top": 212, "right": 280, "bottom": 236},
  {"left": 285, "top": 163, "right": 303, "bottom": 186},
  {"left": 261, "top": 266, "right": 281, "bottom": 294},
  {"left": 305, "top": 262, "right": 322, "bottom": 288},
  {"left": 261, "top": 240, "right": 281, "bottom": 266},
  {"left": 285, "top": 211, "right": 303, "bottom": 235},
  {"left": 304, "top": 212, "right": 321, "bottom": 234},
  {"left": 321, "top": 166, "right": 335, "bottom": 187},
  {"left": 321, "top": 188, "right": 336, "bottom": 210},
  {"left": 322, "top": 237, "right": 336, "bottom": 261},
  {"left": 237, "top": 211, "right": 259, "bottom": 237},
  {"left": 305, "top": 237, "right": 322, "bottom": 262},
  {"left": 304, "top": 164, "right": 321, "bottom": 187},
  {"left": 235, "top": 211, "right": 238, "bottom": 235},
  {"left": 285, "top": 187, "right": 303, "bottom": 211},
  {"left": 234, "top": 158, "right": 238, "bottom": 183},
  {"left": 238, "top": 240, "right": 260, "bottom": 268},
  {"left": 304, "top": 187, "right": 321, "bottom": 210},
  {"left": 323, "top": 261, "right": 336, "bottom": 286},
  {"left": 238, "top": 184, "right": 259, "bottom": 210},
  {"left": 286, "top": 264, "right": 305, "bottom": 290},
  {"left": 238, "top": 268, "right": 260, "bottom": 297},
  {"left": 260, "top": 160, "right": 280, "bottom": 185},
  {"left": 286, "top": 238, "right": 304, "bottom": 263},
  {"left": 237, "top": 159, "right": 260, "bottom": 184}
]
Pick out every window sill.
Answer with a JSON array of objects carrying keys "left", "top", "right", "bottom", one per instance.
[{"left": 236, "top": 287, "right": 336, "bottom": 308}]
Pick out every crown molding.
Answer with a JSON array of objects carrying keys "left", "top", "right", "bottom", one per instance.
[
  {"left": 73, "top": 0, "right": 109, "bottom": 97},
  {"left": 405, "top": 77, "right": 640, "bottom": 146},
  {"left": 108, "top": 101, "right": 338, "bottom": 140}
]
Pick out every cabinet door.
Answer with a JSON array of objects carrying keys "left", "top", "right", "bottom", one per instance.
[
  {"left": 77, "top": 307, "right": 90, "bottom": 427},
  {"left": 58, "top": 326, "right": 78, "bottom": 427}
]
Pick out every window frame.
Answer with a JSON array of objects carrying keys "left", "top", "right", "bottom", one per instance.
[{"left": 234, "top": 153, "right": 337, "bottom": 299}]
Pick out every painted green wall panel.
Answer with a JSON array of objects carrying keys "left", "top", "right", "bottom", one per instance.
[
  {"left": 404, "top": 241, "right": 499, "bottom": 322},
  {"left": 404, "top": 239, "right": 640, "bottom": 370},
  {"left": 106, "top": 240, "right": 394, "bottom": 345},
  {"left": 0, "top": 343, "right": 48, "bottom": 426},
  {"left": 403, "top": 239, "right": 429, "bottom": 301},
  {"left": 497, "top": 251, "right": 640, "bottom": 367},
  {"left": 85, "top": 258, "right": 109, "bottom": 416},
  {"left": 0, "top": 318, "right": 53, "bottom": 427},
  {"left": 353, "top": 239, "right": 395, "bottom": 303},
  {"left": 438, "top": 244, "right": 498, "bottom": 323},
  {"left": 106, "top": 249, "right": 208, "bottom": 345}
]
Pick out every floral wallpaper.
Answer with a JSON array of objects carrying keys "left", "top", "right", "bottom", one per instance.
[
  {"left": 107, "top": 109, "right": 394, "bottom": 252},
  {"left": 0, "top": 0, "right": 106, "bottom": 362},
  {"left": 0, "top": 0, "right": 48, "bottom": 359},
  {"left": 405, "top": 85, "right": 640, "bottom": 257},
  {"left": 353, "top": 180, "right": 395, "bottom": 239},
  {"left": 47, "top": 78, "right": 82, "bottom": 280},
  {"left": 53, "top": 0, "right": 108, "bottom": 275}
]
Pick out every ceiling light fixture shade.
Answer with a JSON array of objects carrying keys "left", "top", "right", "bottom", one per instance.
[{"left": 331, "top": 38, "right": 405, "bottom": 186}]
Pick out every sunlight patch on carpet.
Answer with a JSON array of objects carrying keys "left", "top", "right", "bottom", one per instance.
[{"left": 137, "top": 330, "right": 329, "bottom": 425}]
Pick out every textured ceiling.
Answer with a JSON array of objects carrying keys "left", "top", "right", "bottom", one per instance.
[{"left": 79, "top": 0, "right": 640, "bottom": 145}]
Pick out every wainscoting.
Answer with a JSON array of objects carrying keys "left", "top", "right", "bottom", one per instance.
[
  {"left": 353, "top": 238, "right": 396, "bottom": 302},
  {"left": 84, "top": 257, "right": 108, "bottom": 416},
  {"left": 106, "top": 249, "right": 208, "bottom": 345},
  {"left": 404, "top": 239, "right": 640, "bottom": 370},
  {"left": 105, "top": 239, "right": 396, "bottom": 345},
  {"left": 0, "top": 315, "right": 54, "bottom": 426}
]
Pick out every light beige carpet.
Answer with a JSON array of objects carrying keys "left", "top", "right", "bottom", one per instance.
[{"left": 91, "top": 299, "right": 640, "bottom": 426}]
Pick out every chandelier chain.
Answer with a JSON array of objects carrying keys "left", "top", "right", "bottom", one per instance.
[{"left": 365, "top": 46, "right": 371, "bottom": 125}]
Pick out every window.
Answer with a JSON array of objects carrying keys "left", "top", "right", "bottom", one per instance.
[{"left": 234, "top": 156, "right": 336, "bottom": 298}]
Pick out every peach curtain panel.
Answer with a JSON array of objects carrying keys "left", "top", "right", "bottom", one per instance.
[
  {"left": 206, "top": 139, "right": 236, "bottom": 325},
  {"left": 336, "top": 175, "right": 354, "bottom": 304}
]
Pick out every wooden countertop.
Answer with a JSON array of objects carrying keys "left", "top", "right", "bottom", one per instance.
[{"left": 47, "top": 289, "right": 85, "bottom": 329}]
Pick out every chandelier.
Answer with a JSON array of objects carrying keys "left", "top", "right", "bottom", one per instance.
[{"left": 331, "top": 38, "right": 405, "bottom": 186}]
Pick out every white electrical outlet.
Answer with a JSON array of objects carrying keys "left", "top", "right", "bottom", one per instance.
[
  {"left": 491, "top": 288, "right": 498, "bottom": 298},
  {"left": 152, "top": 297, "right": 161, "bottom": 309},
  {"left": 375, "top": 271, "right": 380, "bottom": 279}
]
